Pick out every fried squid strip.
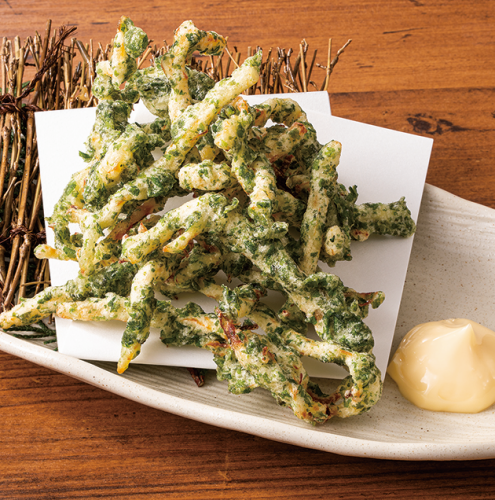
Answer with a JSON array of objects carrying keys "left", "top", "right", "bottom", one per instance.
[
  {"left": 213, "top": 97, "right": 295, "bottom": 233},
  {"left": 250, "top": 303, "right": 382, "bottom": 419},
  {"left": 202, "top": 281, "right": 382, "bottom": 417},
  {"left": 350, "top": 197, "right": 416, "bottom": 241},
  {"left": 217, "top": 312, "right": 329, "bottom": 423},
  {"left": 161, "top": 20, "right": 226, "bottom": 122},
  {"left": 118, "top": 259, "right": 170, "bottom": 373},
  {"left": 76, "top": 54, "right": 262, "bottom": 275},
  {"left": 83, "top": 124, "right": 152, "bottom": 210},
  {"left": 55, "top": 280, "right": 382, "bottom": 420},
  {"left": 253, "top": 98, "right": 308, "bottom": 127},
  {"left": 92, "top": 17, "right": 147, "bottom": 100},
  {"left": 262, "top": 123, "right": 308, "bottom": 163},
  {"left": 299, "top": 140, "right": 341, "bottom": 275},
  {"left": 122, "top": 193, "right": 234, "bottom": 263},
  {"left": 222, "top": 210, "right": 376, "bottom": 352},
  {"left": 0, "top": 262, "right": 137, "bottom": 329},
  {"left": 178, "top": 160, "right": 237, "bottom": 191}
]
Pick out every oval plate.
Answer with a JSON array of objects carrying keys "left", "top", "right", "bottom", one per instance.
[{"left": 1, "top": 184, "right": 494, "bottom": 461}]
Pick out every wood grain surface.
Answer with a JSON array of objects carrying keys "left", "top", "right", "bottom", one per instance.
[{"left": 2, "top": 0, "right": 495, "bottom": 498}]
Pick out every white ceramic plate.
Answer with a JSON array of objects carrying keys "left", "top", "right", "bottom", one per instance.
[{"left": 1, "top": 184, "right": 495, "bottom": 461}]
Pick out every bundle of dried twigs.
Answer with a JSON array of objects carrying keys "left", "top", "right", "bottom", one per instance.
[{"left": 0, "top": 20, "right": 350, "bottom": 313}]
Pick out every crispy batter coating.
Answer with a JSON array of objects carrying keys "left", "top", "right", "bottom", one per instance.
[{"left": 0, "top": 18, "right": 419, "bottom": 425}]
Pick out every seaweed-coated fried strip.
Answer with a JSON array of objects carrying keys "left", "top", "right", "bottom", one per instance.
[
  {"left": 222, "top": 211, "right": 376, "bottom": 352},
  {"left": 262, "top": 122, "right": 309, "bottom": 163},
  {"left": 178, "top": 160, "right": 237, "bottom": 191},
  {"left": 299, "top": 140, "right": 341, "bottom": 275},
  {"left": 83, "top": 52, "right": 262, "bottom": 247},
  {"left": 253, "top": 98, "right": 308, "bottom": 127},
  {"left": 92, "top": 68, "right": 124, "bottom": 102},
  {"left": 213, "top": 98, "right": 294, "bottom": 232},
  {"left": 277, "top": 297, "right": 308, "bottom": 334},
  {"left": 0, "top": 262, "right": 137, "bottom": 329},
  {"left": 83, "top": 124, "right": 153, "bottom": 210},
  {"left": 56, "top": 292, "right": 380, "bottom": 421},
  {"left": 127, "top": 61, "right": 172, "bottom": 118},
  {"left": 36, "top": 235, "right": 120, "bottom": 271},
  {"left": 57, "top": 293, "right": 130, "bottom": 322},
  {"left": 323, "top": 225, "right": 347, "bottom": 264},
  {"left": 351, "top": 197, "right": 416, "bottom": 240},
  {"left": 60, "top": 282, "right": 259, "bottom": 326},
  {"left": 92, "top": 238, "right": 122, "bottom": 267},
  {"left": 322, "top": 185, "right": 419, "bottom": 266},
  {"left": 67, "top": 197, "right": 165, "bottom": 275},
  {"left": 46, "top": 168, "right": 89, "bottom": 252},
  {"left": 202, "top": 285, "right": 332, "bottom": 422},
  {"left": 248, "top": 155, "right": 280, "bottom": 227},
  {"left": 109, "top": 17, "right": 144, "bottom": 85},
  {"left": 122, "top": 193, "right": 234, "bottom": 264},
  {"left": 323, "top": 183, "right": 356, "bottom": 265},
  {"left": 139, "top": 118, "right": 173, "bottom": 152},
  {"left": 34, "top": 244, "right": 76, "bottom": 262},
  {"left": 160, "top": 241, "right": 222, "bottom": 292},
  {"left": 149, "top": 241, "right": 223, "bottom": 298},
  {"left": 92, "top": 17, "right": 147, "bottom": 101},
  {"left": 48, "top": 102, "right": 134, "bottom": 258},
  {"left": 157, "top": 53, "right": 262, "bottom": 177},
  {"left": 160, "top": 21, "right": 226, "bottom": 122},
  {"left": 236, "top": 267, "right": 285, "bottom": 293},
  {"left": 271, "top": 188, "right": 306, "bottom": 226},
  {"left": 197, "top": 280, "right": 382, "bottom": 418},
  {"left": 104, "top": 16, "right": 147, "bottom": 86},
  {"left": 119, "top": 17, "right": 149, "bottom": 59},
  {"left": 217, "top": 312, "right": 329, "bottom": 423},
  {"left": 157, "top": 301, "right": 259, "bottom": 395},
  {"left": 215, "top": 283, "right": 266, "bottom": 320},
  {"left": 73, "top": 210, "right": 107, "bottom": 275},
  {"left": 54, "top": 102, "right": 132, "bottom": 227},
  {"left": 253, "top": 98, "right": 322, "bottom": 173},
  {"left": 55, "top": 284, "right": 260, "bottom": 391},
  {"left": 250, "top": 303, "right": 382, "bottom": 419},
  {"left": 196, "top": 131, "right": 219, "bottom": 161},
  {"left": 283, "top": 173, "right": 416, "bottom": 266},
  {"left": 237, "top": 264, "right": 383, "bottom": 326},
  {"left": 118, "top": 259, "right": 170, "bottom": 373},
  {"left": 128, "top": 60, "right": 216, "bottom": 120},
  {"left": 214, "top": 98, "right": 281, "bottom": 225},
  {"left": 0, "top": 287, "right": 73, "bottom": 329},
  {"left": 343, "top": 288, "right": 385, "bottom": 319},
  {"left": 108, "top": 198, "right": 164, "bottom": 240},
  {"left": 213, "top": 98, "right": 277, "bottom": 225},
  {"left": 214, "top": 97, "right": 319, "bottom": 231},
  {"left": 212, "top": 97, "right": 256, "bottom": 190},
  {"left": 158, "top": 287, "right": 330, "bottom": 424},
  {"left": 82, "top": 100, "right": 132, "bottom": 162},
  {"left": 55, "top": 280, "right": 382, "bottom": 420},
  {"left": 71, "top": 197, "right": 164, "bottom": 275},
  {"left": 75, "top": 53, "right": 260, "bottom": 275},
  {"left": 285, "top": 173, "right": 310, "bottom": 194}
]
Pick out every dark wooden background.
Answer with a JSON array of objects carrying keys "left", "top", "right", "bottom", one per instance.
[{"left": 2, "top": 0, "right": 495, "bottom": 498}]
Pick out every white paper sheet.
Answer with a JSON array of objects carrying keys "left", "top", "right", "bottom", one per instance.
[{"left": 35, "top": 90, "right": 432, "bottom": 379}]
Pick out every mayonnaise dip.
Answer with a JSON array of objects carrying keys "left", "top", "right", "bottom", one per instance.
[{"left": 387, "top": 318, "right": 495, "bottom": 413}]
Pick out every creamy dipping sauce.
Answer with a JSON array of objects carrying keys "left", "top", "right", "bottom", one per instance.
[{"left": 388, "top": 318, "right": 495, "bottom": 413}]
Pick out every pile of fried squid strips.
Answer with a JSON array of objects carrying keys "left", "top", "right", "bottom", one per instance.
[{"left": 0, "top": 18, "right": 417, "bottom": 424}]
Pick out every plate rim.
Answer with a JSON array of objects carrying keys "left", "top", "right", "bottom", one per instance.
[{"left": 3, "top": 330, "right": 495, "bottom": 461}]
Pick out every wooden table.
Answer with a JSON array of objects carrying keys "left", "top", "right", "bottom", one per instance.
[{"left": 2, "top": 0, "right": 495, "bottom": 498}]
